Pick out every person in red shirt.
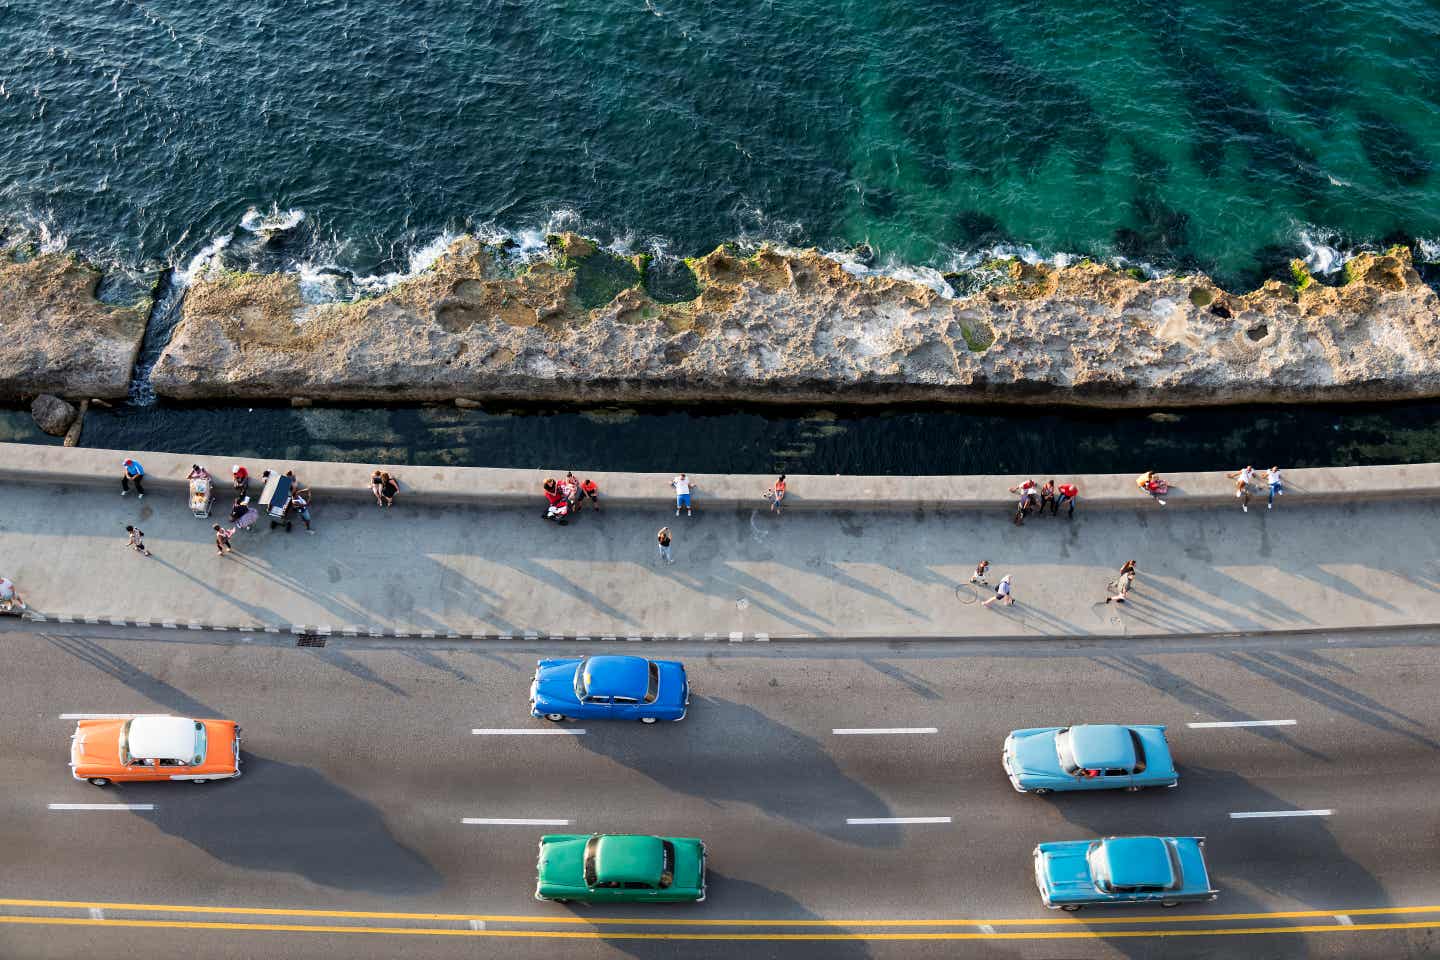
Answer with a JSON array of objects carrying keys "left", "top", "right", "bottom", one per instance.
[
  {"left": 231, "top": 464, "right": 250, "bottom": 498},
  {"left": 580, "top": 478, "right": 600, "bottom": 511},
  {"left": 1056, "top": 482, "right": 1078, "bottom": 519}
]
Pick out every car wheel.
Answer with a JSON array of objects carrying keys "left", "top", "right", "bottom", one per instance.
[
  {"left": 1060, "top": 904, "right": 1082, "bottom": 912},
  {"left": 88, "top": 777, "right": 111, "bottom": 787},
  {"left": 1124, "top": 785, "right": 1143, "bottom": 792},
  {"left": 1032, "top": 788, "right": 1052, "bottom": 796},
  {"left": 545, "top": 713, "right": 567, "bottom": 723},
  {"left": 191, "top": 779, "right": 209, "bottom": 785},
  {"left": 640, "top": 717, "right": 657, "bottom": 724},
  {"left": 551, "top": 898, "right": 571, "bottom": 904},
  {"left": 1160, "top": 900, "right": 1181, "bottom": 908}
]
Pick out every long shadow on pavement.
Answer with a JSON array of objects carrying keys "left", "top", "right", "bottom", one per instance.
[{"left": 575, "top": 696, "right": 901, "bottom": 849}]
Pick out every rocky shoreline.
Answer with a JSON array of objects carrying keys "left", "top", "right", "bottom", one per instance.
[{"left": 5, "top": 234, "right": 1440, "bottom": 410}]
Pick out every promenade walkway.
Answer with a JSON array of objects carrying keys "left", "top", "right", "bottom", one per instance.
[{"left": 3, "top": 465, "right": 1438, "bottom": 639}]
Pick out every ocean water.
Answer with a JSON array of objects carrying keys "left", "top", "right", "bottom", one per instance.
[{"left": 3, "top": 0, "right": 1439, "bottom": 292}]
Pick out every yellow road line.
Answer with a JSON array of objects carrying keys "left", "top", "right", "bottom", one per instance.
[
  {"left": 1, "top": 915, "right": 1440, "bottom": 941},
  {"left": 2, "top": 897, "right": 1440, "bottom": 927}
]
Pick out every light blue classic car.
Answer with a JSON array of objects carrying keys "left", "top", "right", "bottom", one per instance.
[
  {"left": 1003, "top": 723, "right": 1177, "bottom": 794},
  {"left": 530, "top": 655, "right": 689, "bottom": 723},
  {"left": 1033, "top": 836, "right": 1217, "bottom": 910}
]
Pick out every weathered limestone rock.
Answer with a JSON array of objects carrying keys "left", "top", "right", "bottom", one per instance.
[
  {"left": 0, "top": 254, "right": 149, "bottom": 401},
  {"left": 147, "top": 234, "right": 1440, "bottom": 408},
  {"left": 30, "top": 393, "right": 77, "bottom": 435}
]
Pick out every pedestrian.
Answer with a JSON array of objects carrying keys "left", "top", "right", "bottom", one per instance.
[
  {"left": 1039, "top": 480, "right": 1057, "bottom": 517},
  {"left": 1008, "top": 479, "right": 1038, "bottom": 524},
  {"left": 1136, "top": 471, "right": 1167, "bottom": 506},
  {"left": 121, "top": 457, "right": 146, "bottom": 498},
  {"left": 1056, "top": 481, "right": 1078, "bottom": 518},
  {"left": 213, "top": 523, "right": 234, "bottom": 557},
  {"left": 1266, "top": 465, "right": 1284, "bottom": 509},
  {"left": 672, "top": 473, "right": 694, "bottom": 517},
  {"left": 379, "top": 471, "right": 399, "bottom": 508},
  {"left": 369, "top": 469, "right": 385, "bottom": 507},
  {"left": 232, "top": 464, "right": 250, "bottom": 497},
  {"left": 124, "top": 524, "right": 152, "bottom": 557},
  {"left": 284, "top": 470, "right": 310, "bottom": 500},
  {"left": 1233, "top": 476, "right": 1252, "bottom": 513},
  {"left": 657, "top": 526, "right": 674, "bottom": 564},
  {"left": 0, "top": 575, "right": 25, "bottom": 611},
  {"left": 580, "top": 477, "right": 601, "bottom": 511},
  {"left": 982, "top": 574, "right": 1015, "bottom": 607},
  {"left": 289, "top": 493, "right": 315, "bottom": 533},
  {"left": 969, "top": 560, "right": 990, "bottom": 585},
  {"left": 769, "top": 474, "right": 787, "bottom": 514},
  {"left": 1105, "top": 560, "right": 1137, "bottom": 603},
  {"left": 561, "top": 472, "right": 581, "bottom": 509}
]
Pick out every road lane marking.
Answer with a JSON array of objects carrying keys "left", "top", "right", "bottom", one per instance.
[
  {"left": 1230, "top": 809, "right": 1332, "bottom": 819},
  {"left": 6, "top": 896, "right": 1440, "bottom": 927},
  {"left": 4, "top": 915, "right": 1440, "bottom": 941},
  {"left": 88, "top": 908, "right": 103, "bottom": 920},
  {"left": 1188, "top": 720, "right": 1296, "bottom": 728},
  {"left": 833, "top": 727, "right": 938, "bottom": 735},
  {"left": 47, "top": 804, "right": 154, "bottom": 811},
  {"left": 461, "top": 818, "right": 570, "bottom": 826},
  {"left": 977, "top": 924, "right": 995, "bottom": 934},
  {"left": 471, "top": 729, "right": 587, "bottom": 735},
  {"left": 1336, "top": 915, "right": 1354, "bottom": 925},
  {"left": 846, "top": 817, "right": 951, "bottom": 825}
]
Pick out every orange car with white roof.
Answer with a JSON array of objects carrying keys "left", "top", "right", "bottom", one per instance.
[{"left": 70, "top": 715, "right": 241, "bottom": 786}]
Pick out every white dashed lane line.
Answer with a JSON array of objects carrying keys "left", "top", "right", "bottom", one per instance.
[
  {"left": 48, "top": 803, "right": 155, "bottom": 811},
  {"left": 462, "top": 818, "right": 570, "bottom": 826},
  {"left": 1230, "top": 809, "right": 1333, "bottom": 819},
  {"left": 846, "top": 817, "right": 952, "bottom": 825},
  {"left": 471, "top": 729, "right": 587, "bottom": 735},
  {"left": 832, "top": 727, "right": 938, "bottom": 735},
  {"left": 1188, "top": 720, "right": 1297, "bottom": 728}
]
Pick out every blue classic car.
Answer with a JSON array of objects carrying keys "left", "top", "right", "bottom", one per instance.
[
  {"left": 1003, "top": 723, "right": 1177, "bottom": 794},
  {"left": 530, "top": 655, "right": 689, "bottom": 723},
  {"left": 1034, "top": 836, "right": 1217, "bottom": 910}
]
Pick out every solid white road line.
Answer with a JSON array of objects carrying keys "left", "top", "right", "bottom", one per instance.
[
  {"left": 471, "top": 728, "right": 587, "bottom": 736},
  {"left": 1229, "top": 809, "right": 1333, "bottom": 819},
  {"left": 832, "top": 727, "right": 938, "bottom": 735},
  {"left": 846, "top": 817, "right": 952, "bottom": 825},
  {"left": 48, "top": 803, "right": 155, "bottom": 811},
  {"left": 462, "top": 818, "right": 570, "bottom": 826},
  {"left": 1187, "top": 719, "right": 1297, "bottom": 728},
  {"left": 1336, "top": 915, "right": 1354, "bottom": 926}
]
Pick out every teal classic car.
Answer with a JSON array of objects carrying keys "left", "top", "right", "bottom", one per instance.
[
  {"left": 1034, "top": 836, "right": 1217, "bottom": 910},
  {"left": 1003, "top": 723, "right": 1177, "bottom": 794},
  {"left": 535, "top": 833, "right": 706, "bottom": 903}
]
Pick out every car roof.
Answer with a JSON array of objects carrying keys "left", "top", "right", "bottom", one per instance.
[
  {"left": 584, "top": 656, "right": 650, "bottom": 698},
  {"left": 1069, "top": 724, "right": 1136, "bottom": 769},
  {"left": 128, "top": 716, "right": 199, "bottom": 761},
  {"left": 1103, "top": 837, "right": 1174, "bottom": 888},
  {"left": 594, "top": 835, "right": 664, "bottom": 884}
]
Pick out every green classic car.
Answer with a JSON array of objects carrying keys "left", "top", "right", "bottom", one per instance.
[{"left": 535, "top": 833, "right": 707, "bottom": 903}]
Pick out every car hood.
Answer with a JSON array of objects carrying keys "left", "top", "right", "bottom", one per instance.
[
  {"left": 537, "top": 835, "right": 588, "bottom": 887},
  {"left": 670, "top": 837, "right": 706, "bottom": 890},
  {"left": 71, "top": 719, "right": 125, "bottom": 770},
  {"left": 201, "top": 720, "right": 241, "bottom": 770},
  {"left": 1037, "top": 843, "right": 1095, "bottom": 897},
  {"left": 533, "top": 659, "right": 583, "bottom": 709},
  {"left": 1010, "top": 729, "right": 1064, "bottom": 778}
]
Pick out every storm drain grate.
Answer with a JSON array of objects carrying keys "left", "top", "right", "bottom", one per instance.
[{"left": 296, "top": 633, "right": 327, "bottom": 648}]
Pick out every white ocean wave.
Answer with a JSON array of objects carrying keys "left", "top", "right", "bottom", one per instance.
[
  {"left": 240, "top": 205, "right": 305, "bottom": 235},
  {"left": 1416, "top": 238, "right": 1440, "bottom": 263},
  {"left": 348, "top": 231, "right": 459, "bottom": 298},
  {"left": 173, "top": 232, "right": 231, "bottom": 286},
  {"left": 1296, "top": 228, "right": 1348, "bottom": 275}
]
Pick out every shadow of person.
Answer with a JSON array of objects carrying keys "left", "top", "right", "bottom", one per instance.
[
  {"left": 117, "top": 754, "right": 441, "bottom": 895},
  {"left": 562, "top": 871, "right": 877, "bottom": 960},
  {"left": 575, "top": 696, "right": 901, "bottom": 848},
  {"left": 1039, "top": 764, "right": 1390, "bottom": 959}
]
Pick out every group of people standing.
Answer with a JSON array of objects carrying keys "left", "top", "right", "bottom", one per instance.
[{"left": 1008, "top": 479, "right": 1079, "bottom": 524}]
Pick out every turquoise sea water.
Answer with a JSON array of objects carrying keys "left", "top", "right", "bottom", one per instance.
[{"left": 3, "top": 0, "right": 1439, "bottom": 289}]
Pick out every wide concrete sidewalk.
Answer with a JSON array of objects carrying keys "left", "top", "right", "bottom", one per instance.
[{"left": 3, "top": 475, "right": 1439, "bottom": 639}]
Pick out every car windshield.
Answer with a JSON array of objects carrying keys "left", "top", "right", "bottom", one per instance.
[
  {"left": 193, "top": 722, "right": 207, "bottom": 764},
  {"left": 1055, "top": 728, "right": 1079, "bottom": 775},
  {"left": 574, "top": 659, "right": 589, "bottom": 700},
  {"left": 582, "top": 836, "right": 600, "bottom": 887},
  {"left": 1129, "top": 729, "right": 1147, "bottom": 773},
  {"left": 118, "top": 719, "right": 132, "bottom": 764},
  {"left": 644, "top": 662, "right": 660, "bottom": 704},
  {"left": 1086, "top": 842, "right": 1110, "bottom": 892},
  {"left": 660, "top": 840, "right": 675, "bottom": 888}
]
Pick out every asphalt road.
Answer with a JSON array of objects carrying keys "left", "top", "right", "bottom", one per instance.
[{"left": 2, "top": 623, "right": 1439, "bottom": 959}]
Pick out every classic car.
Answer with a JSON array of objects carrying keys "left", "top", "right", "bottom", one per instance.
[
  {"left": 536, "top": 833, "right": 706, "bottom": 903},
  {"left": 1003, "top": 723, "right": 1177, "bottom": 793},
  {"left": 1034, "top": 835, "right": 1217, "bottom": 910},
  {"left": 530, "top": 655, "right": 689, "bottom": 723},
  {"left": 70, "top": 715, "right": 241, "bottom": 786}
]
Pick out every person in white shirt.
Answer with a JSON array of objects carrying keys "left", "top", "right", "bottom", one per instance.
[
  {"left": 0, "top": 576, "right": 23, "bottom": 610},
  {"left": 982, "top": 574, "right": 1014, "bottom": 607},
  {"left": 671, "top": 474, "right": 694, "bottom": 517},
  {"left": 1227, "top": 465, "right": 1255, "bottom": 512},
  {"left": 1265, "top": 466, "right": 1284, "bottom": 509}
]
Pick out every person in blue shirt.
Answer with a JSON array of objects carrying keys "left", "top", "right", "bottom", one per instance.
[{"left": 121, "top": 458, "right": 145, "bottom": 498}]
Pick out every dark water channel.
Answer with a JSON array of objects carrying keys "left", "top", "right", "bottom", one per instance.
[{"left": 6, "top": 399, "right": 1440, "bottom": 476}]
